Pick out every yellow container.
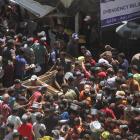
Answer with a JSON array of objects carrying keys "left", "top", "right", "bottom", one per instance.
[{"left": 78, "top": 56, "right": 85, "bottom": 64}]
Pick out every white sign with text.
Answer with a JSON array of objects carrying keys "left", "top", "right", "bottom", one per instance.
[{"left": 100, "top": 0, "right": 140, "bottom": 27}]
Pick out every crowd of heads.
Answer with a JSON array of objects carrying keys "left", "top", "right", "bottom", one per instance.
[{"left": 0, "top": 2, "right": 140, "bottom": 140}]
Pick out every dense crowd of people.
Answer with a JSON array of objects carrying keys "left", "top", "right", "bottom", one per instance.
[{"left": 0, "top": 2, "right": 140, "bottom": 140}]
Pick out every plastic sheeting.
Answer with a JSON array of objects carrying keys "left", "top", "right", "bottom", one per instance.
[{"left": 9, "top": 0, "right": 55, "bottom": 18}]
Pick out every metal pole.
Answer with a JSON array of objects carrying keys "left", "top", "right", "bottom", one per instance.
[
  {"left": 98, "top": 0, "right": 102, "bottom": 43},
  {"left": 75, "top": 12, "right": 79, "bottom": 33}
]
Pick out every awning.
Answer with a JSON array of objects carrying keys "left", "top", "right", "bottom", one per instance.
[{"left": 9, "top": 0, "right": 55, "bottom": 18}]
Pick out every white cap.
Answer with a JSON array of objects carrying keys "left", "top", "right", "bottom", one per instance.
[
  {"left": 30, "top": 75, "right": 38, "bottom": 81},
  {"left": 52, "top": 130, "right": 60, "bottom": 136},
  {"left": 116, "top": 91, "right": 125, "bottom": 99},
  {"left": 59, "top": 120, "right": 68, "bottom": 124},
  {"left": 64, "top": 72, "right": 73, "bottom": 80},
  {"left": 22, "top": 114, "right": 28, "bottom": 121},
  {"left": 91, "top": 109, "right": 98, "bottom": 115},
  {"left": 38, "top": 31, "right": 46, "bottom": 37},
  {"left": 40, "top": 37, "right": 46, "bottom": 41},
  {"left": 72, "top": 33, "right": 79, "bottom": 40},
  {"left": 0, "top": 38, "right": 5, "bottom": 43},
  {"left": 96, "top": 94, "right": 102, "bottom": 100},
  {"left": 70, "top": 103, "right": 79, "bottom": 111},
  {"left": 31, "top": 102, "right": 40, "bottom": 109},
  {"left": 34, "top": 65, "right": 41, "bottom": 73},
  {"left": 90, "top": 121, "right": 101, "bottom": 132},
  {"left": 84, "top": 16, "right": 91, "bottom": 21}
]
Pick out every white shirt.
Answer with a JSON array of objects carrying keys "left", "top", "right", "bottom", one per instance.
[
  {"left": 31, "top": 112, "right": 42, "bottom": 123},
  {"left": 56, "top": 137, "right": 65, "bottom": 140},
  {"left": 7, "top": 115, "right": 22, "bottom": 129},
  {"left": 106, "top": 76, "right": 117, "bottom": 88},
  {"left": 98, "top": 58, "right": 112, "bottom": 67},
  {"left": 33, "top": 122, "right": 46, "bottom": 139},
  {"left": 3, "top": 132, "right": 13, "bottom": 140}
]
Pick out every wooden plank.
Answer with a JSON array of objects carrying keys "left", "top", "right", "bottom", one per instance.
[
  {"left": 22, "top": 70, "right": 57, "bottom": 85},
  {"left": 22, "top": 70, "right": 63, "bottom": 96}
]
